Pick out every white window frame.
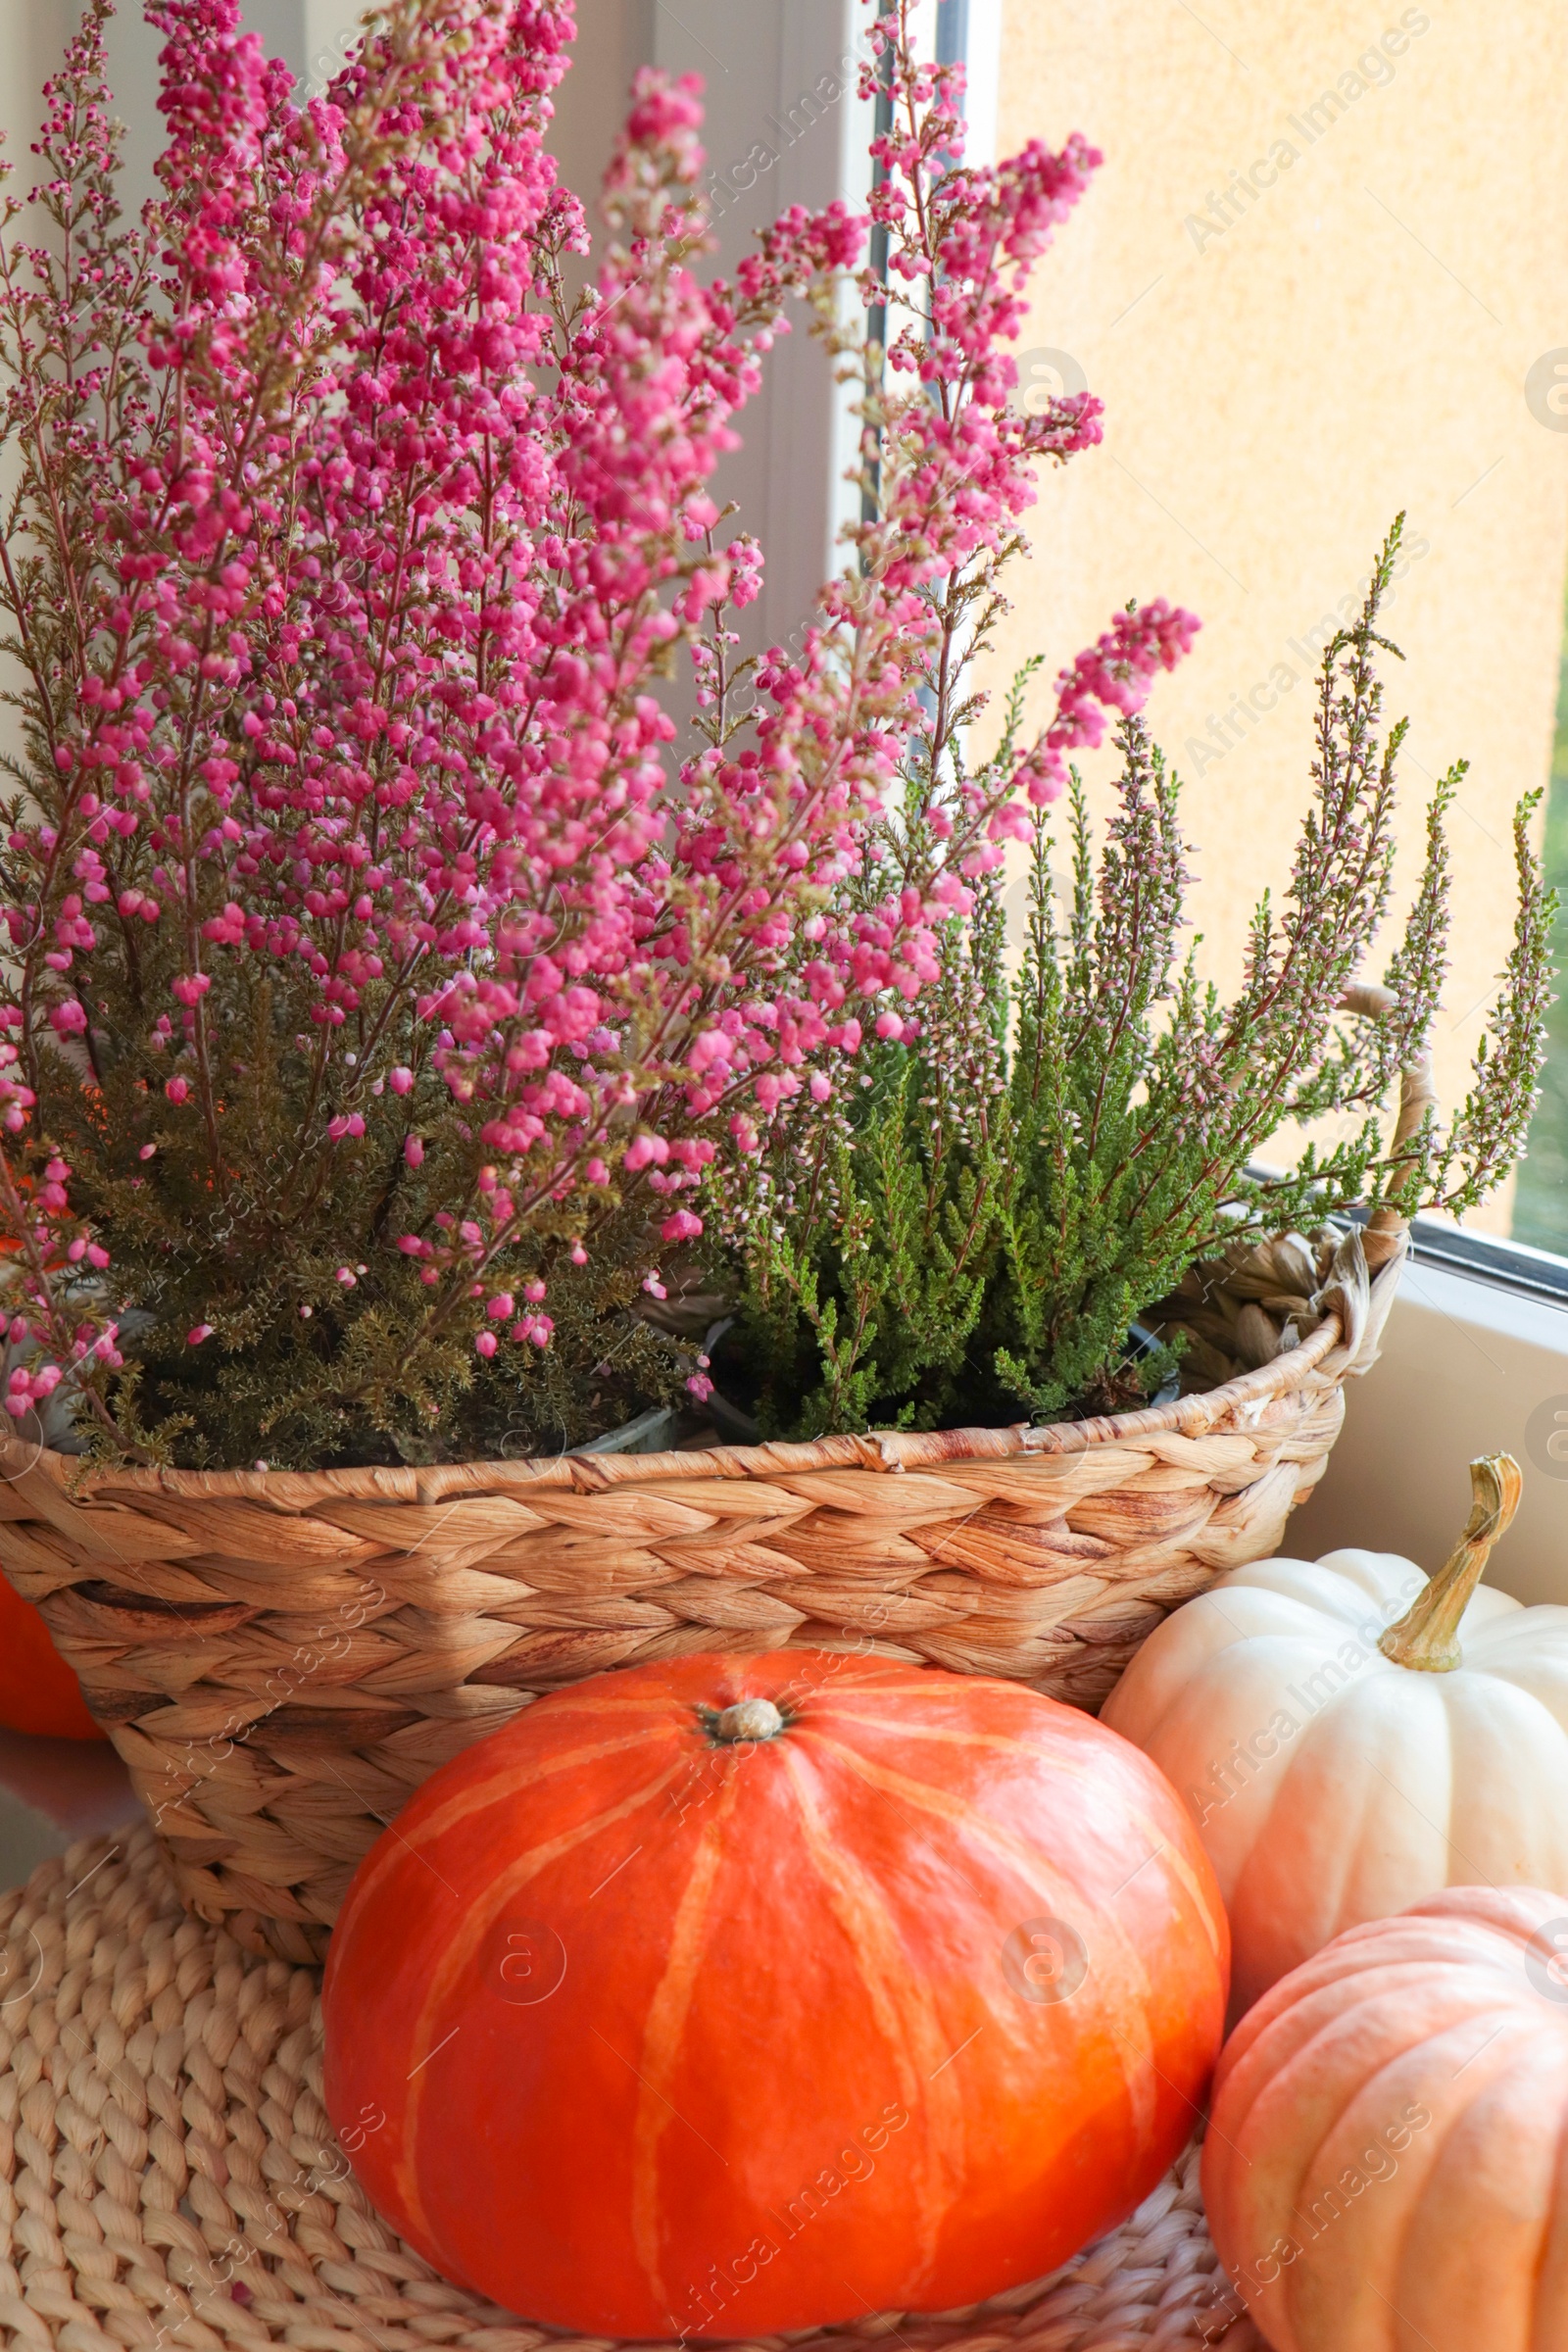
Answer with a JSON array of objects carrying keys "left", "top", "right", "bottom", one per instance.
[{"left": 1292, "top": 1235, "right": 1568, "bottom": 1605}]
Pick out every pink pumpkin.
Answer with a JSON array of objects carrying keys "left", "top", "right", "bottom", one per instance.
[{"left": 1203, "top": 1885, "right": 1568, "bottom": 2351}]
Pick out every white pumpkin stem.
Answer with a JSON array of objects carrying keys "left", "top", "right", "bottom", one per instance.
[{"left": 1378, "top": 1453, "right": 1523, "bottom": 1672}]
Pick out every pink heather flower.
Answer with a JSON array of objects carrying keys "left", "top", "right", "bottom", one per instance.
[
  {"left": 1019, "top": 599, "right": 1203, "bottom": 804},
  {"left": 188, "top": 1323, "right": 214, "bottom": 1345},
  {"left": 474, "top": 1329, "right": 498, "bottom": 1357},
  {"left": 487, "top": 1293, "right": 514, "bottom": 1320},
  {"left": 0, "top": 0, "right": 1195, "bottom": 1432},
  {"left": 686, "top": 1371, "right": 714, "bottom": 1402}
]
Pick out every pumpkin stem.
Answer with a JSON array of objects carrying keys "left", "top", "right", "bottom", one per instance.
[
  {"left": 713, "top": 1697, "right": 785, "bottom": 1743},
  {"left": 1378, "top": 1453, "right": 1523, "bottom": 1672}
]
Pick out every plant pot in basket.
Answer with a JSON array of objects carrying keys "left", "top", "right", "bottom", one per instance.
[{"left": 0, "top": 1217, "right": 1402, "bottom": 1962}]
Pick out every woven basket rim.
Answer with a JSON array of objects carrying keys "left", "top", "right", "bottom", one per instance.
[{"left": 0, "top": 1306, "right": 1348, "bottom": 1509}]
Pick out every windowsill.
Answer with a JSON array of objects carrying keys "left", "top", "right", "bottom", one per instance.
[{"left": 1398, "top": 1213, "right": 1568, "bottom": 1306}]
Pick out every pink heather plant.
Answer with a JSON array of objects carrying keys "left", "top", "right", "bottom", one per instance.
[{"left": 0, "top": 0, "right": 1196, "bottom": 1466}]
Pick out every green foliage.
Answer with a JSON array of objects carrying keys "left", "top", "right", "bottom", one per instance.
[
  {"left": 0, "top": 912, "right": 697, "bottom": 1465},
  {"left": 60, "top": 1084, "right": 693, "bottom": 1467},
  {"left": 715, "top": 526, "right": 1558, "bottom": 1439}
]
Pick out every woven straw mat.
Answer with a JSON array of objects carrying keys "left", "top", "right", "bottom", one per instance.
[{"left": 0, "top": 1823, "right": 1263, "bottom": 2352}]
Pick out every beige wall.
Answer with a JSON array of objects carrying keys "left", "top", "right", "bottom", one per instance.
[{"left": 988, "top": 0, "right": 1568, "bottom": 1231}]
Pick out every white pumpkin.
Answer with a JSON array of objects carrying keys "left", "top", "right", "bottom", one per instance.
[{"left": 1102, "top": 1454, "right": 1568, "bottom": 2015}]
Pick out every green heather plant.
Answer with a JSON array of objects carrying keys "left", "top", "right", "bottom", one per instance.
[{"left": 713, "top": 525, "right": 1556, "bottom": 1439}]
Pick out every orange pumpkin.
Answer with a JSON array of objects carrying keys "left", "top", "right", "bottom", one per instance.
[
  {"left": 0, "top": 1571, "right": 106, "bottom": 1740},
  {"left": 322, "top": 1651, "right": 1228, "bottom": 2337},
  {"left": 1203, "top": 1885, "right": 1568, "bottom": 2351}
]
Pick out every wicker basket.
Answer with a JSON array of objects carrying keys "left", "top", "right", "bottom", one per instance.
[{"left": 0, "top": 1201, "right": 1404, "bottom": 1961}]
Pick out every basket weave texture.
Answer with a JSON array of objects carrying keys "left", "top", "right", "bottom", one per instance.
[
  {"left": 0, "top": 1824, "right": 1263, "bottom": 2352},
  {"left": 0, "top": 1233, "right": 1402, "bottom": 1963}
]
